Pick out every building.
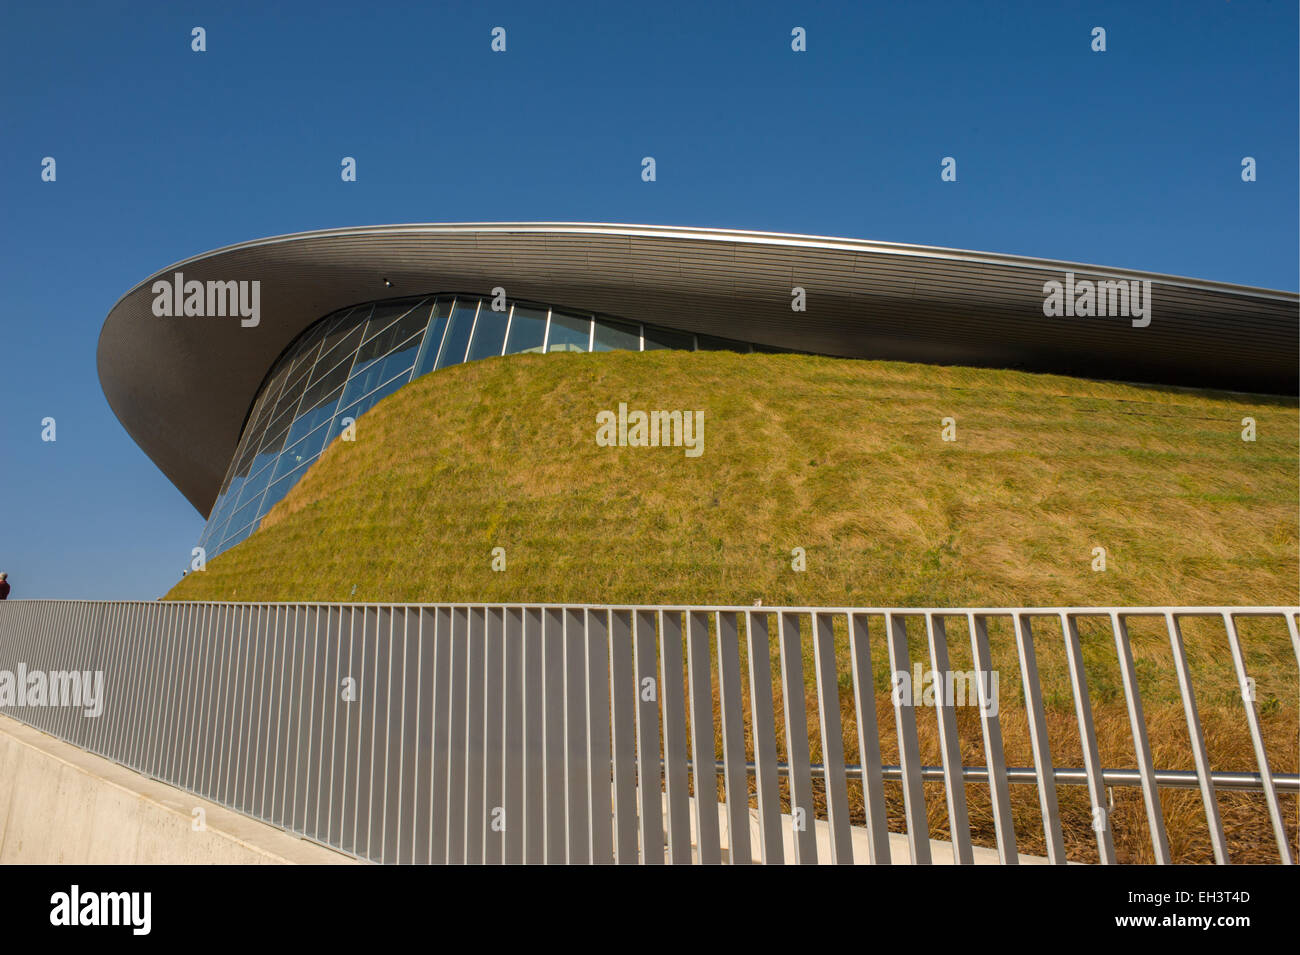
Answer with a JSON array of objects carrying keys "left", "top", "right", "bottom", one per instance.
[{"left": 96, "top": 223, "right": 1299, "bottom": 559}]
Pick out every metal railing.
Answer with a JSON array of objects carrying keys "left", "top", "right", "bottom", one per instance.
[{"left": 0, "top": 601, "right": 1294, "bottom": 864}]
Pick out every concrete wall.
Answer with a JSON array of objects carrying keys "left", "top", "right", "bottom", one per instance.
[{"left": 0, "top": 715, "right": 354, "bottom": 864}]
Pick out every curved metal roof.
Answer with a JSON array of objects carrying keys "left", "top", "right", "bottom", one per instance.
[{"left": 97, "top": 223, "right": 1299, "bottom": 517}]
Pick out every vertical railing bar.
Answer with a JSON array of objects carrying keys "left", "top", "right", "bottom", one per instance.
[
  {"left": 926, "top": 613, "right": 974, "bottom": 864},
  {"left": 886, "top": 611, "right": 931, "bottom": 864},
  {"left": 202, "top": 603, "right": 226, "bottom": 802},
  {"left": 65, "top": 601, "right": 85, "bottom": 749},
  {"left": 1014, "top": 614, "right": 1066, "bottom": 864},
  {"left": 1111, "top": 612, "right": 1172, "bottom": 863},
  {"left": 167, "top": 603, "right": 194, "bottom": 787},
  {"left": 658, "top": 610, "right": 692, "bottom": 863},
  {"left": 427, "top": 607, "right": 450, "bottom": 862},
  {"left": 1060, "top": 613, "right": 1116, "bottom": 864},
  {"left": 686, "top": 610, "right": 721, "bottom": 864},
  {"left": 608, "top": 609, "right": 639, "bottom": 863},
  {"left": 1222, "top": 612, "right": 1293, "bottom": 864},
  {"left": 83, "top": 603, "right": 111, "bottom": 758},
  {"left": 208, "top": 603, "right": 232, "bottom": 798},
  {"left": 374, "top": 606, "right": 395, "bottom": 862},
  {"left": 520, "top": 607, "right": 544, "bottom": 863},
  {"left": 286, "top": 613, "right": 308, "bottom": 836},
  {"left": 848, "top": 612, "right": 892, "bottom": 864},
  {"left": 49, "top": 602, "right": 73, "bottom": 742},
  {"left": 585, "top": 608, "right": 614, "bottom": 864},
  {"left": 482, "top": 607, "right": 505, "bottom": 864},
  {"left": 969, "top": 612, "right": 1017, "bottom": 863},
  {"left": 62, "top": 602, "right": 86, "bottom": 750},
  {"left": 257, "top": 603, "right": 280, "bottom": 821},
  {"left": 744, "top": 610, "right": 784, "bottom": 864},
  {"left": 321, "top": 608, "right": 345, "bottom": 841},
  {"left": 445, "top": 607, "right": 468, "bottom": 862},
  {"left": 503, "top": 607, "right": 525, "bottom": 864},
  {"left": 133, "top": 600, "right": 162, "bottom": 773},
  {"left": 112, "top": 603, "right": 137, "bottom": 773},
  {"left": 239, "top": 605, "right": 265, "bottom": 814},
  {"left": 632, "top": 609, "right": 665, "bottom": 864},
  {"left": 350, "top": 606, "right": 373, "bottom": 856},
  {"left": 541, "top": 607, "right": 565, "bottom": 863},
  {"left": 778, "top": 612, "right": 817, "bottom": 864},
  {"left": 812, "top": 611, "right": 852, "bottom": 864},
  {"left": 233, "top": 603, "right": 258, "bottom": 808},
  {"left": 232, "top": 602, "right": 252, "bottom": 809},
  {"left": 1165, "top": 613, "right": 1229, "bottom": 864},
  {"left": 561, "top": 608, "right": 591, "bottom": 863},
  {"left": 716, "top": 610, "right": 753, "bottom": 864}
]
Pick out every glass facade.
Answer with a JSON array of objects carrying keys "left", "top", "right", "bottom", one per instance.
[{"left": 197, "top": 293, "right": 765, "bottom": 558}]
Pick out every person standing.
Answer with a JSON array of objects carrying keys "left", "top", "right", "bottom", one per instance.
[{"left": 0, "top": 572, "right": 9, "bottom": 600}]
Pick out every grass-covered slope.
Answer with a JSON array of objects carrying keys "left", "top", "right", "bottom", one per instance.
[{"left": 167, "top": 350, "right": 1297, "bottom": 608}]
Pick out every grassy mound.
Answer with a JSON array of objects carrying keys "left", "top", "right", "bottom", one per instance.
[{"left": 167, "top": 350, "right": 1297, "bottom": 608}]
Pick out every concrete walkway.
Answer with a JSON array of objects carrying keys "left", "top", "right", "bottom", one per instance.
[{"left": 0, "top": 715, "right": 354, "bottom": 864}]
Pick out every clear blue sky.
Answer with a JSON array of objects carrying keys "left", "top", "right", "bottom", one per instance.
[{"left": 1, "top": 1, "right": 1295, "bottom": 600}]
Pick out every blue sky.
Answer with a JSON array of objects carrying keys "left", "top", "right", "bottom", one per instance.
[{"left": 1, "top": 0, "right": 1295, "bottom": 599}]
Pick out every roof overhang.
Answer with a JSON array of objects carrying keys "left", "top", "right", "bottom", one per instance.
[{"left": 97, "top": 223, "right": 1300, "bottom": 517}]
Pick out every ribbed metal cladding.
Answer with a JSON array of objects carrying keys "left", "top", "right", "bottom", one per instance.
[
  {"left": 96, "top": 224, "right": 1299, "bottom": 517},
  {"left": 0, "top": 601, "right": 1296, "bottom": 865}
]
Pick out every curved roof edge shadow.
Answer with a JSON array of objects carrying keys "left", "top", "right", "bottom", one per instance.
[{"left": 97, "top": 222, "right": 1300, "bottom": 520}]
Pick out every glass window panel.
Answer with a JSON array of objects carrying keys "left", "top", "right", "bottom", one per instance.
[
  {"left": 264, "top": 398, "right": 303, "bottom": 449},
  {"left": 299, "top": 359, "right": 351, "bottom": 415},
  {"left": 375, "top": 331, "right": 422, "bottom": 385},
  {"left": 351, "top": 319, "right": 403, "bottom": 377},
  {"left": 547, "top": 312, "right": 591, "bottom": 352},
  {"left": 335, "top": 374, "right": 407, "bottom": 429},
  {"left": 696, "top": 333, "right": 747, "bottom": 352},
  {"left": 204, "top": 498, "right": 238, "bottom": 545},
  {"left": 434, "top": 299, "right": 479, "bottom": 369},
  {"left": 269, "top": 361, "right": 312, "bottom": 419},
  {"left": 219, "top": 521, "right": 256, "bottom": 553},
  {"left": 503, "top": 306, "right": 547, "bottom": 354},
  {"left": 752, "top": 343, "right": 788, "bottom": 354},
  {"left": 285, "top": 385, "right": 343, "bottom": 448},
  {"left": 233, "top": 461, "right": 274, "bottom": 510},
  {"left": 256, "top": 414, "right": 294, "bottom": 463},
  {"left": 284, "top": 341, "right": 324, "bottom": 392},
  {"left": 232, "top": 435, "right": 262, "bottom": 476},
  {"left": 272, "top": 422, "right": 331, "bottom": 482},
  {"left": 228, "top": 494, "right": 266, "bottom": 540},
  {"left": 643, "top": 325, "right": 695, "bottom": 351},
  {"left": 386, "top": 298, "right": 434, "bottom": 345},
  {"left": 412, "top": 298, "right": 454, "bottom": 379},
  {"left": 312, "top": 321, "right": 366, "bottom": 379},
  {"left": 592, "top": 319, "right": 640, "bottom": 352},
  {"left": 466, "top": 304, "right": 509, "bottom": 361},
  {"left": 254, "top": 364, "right": 293, "bottom": 419},
  {"left": 219, "top": 478, "right": 243, "bottom": 508},
  {"left": 361, "top": 298, "right": 425, "bottom": 343},
  {"left": 240, "top": 403, "right": 276, "bottom": 452},
  {"left": 260, "top": 471, "right": 299, "bottom": 515},
  {"left": 339, "top": 326, "right": 417, "bottom": 410}
]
